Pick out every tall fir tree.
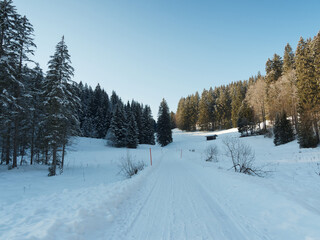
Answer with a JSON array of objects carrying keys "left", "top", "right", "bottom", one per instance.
[
  {"left": 126, "top": 112, "right": 138, "bottom": 149},
  {"left": 295, "top": 37, "right": 319, "bottom": 147},
  {"left": 156, "top": 99, "right": 172, "bottom": 147},
  {"left": 273, "top": 112, "right": 294, "bottom": 146},
  {"left": 141, "top": 105, "right": 155, "bottom": 145},
  {"left": 283, "top": 43, "right": 295, "bottom": 74},
  {"left": 43, "top": 36, "right": 79, "bottom": 176},
  {"left": 106, "top": 102, "right": 127, "bottom": 148}
]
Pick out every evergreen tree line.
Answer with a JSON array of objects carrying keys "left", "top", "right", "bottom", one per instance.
[
  {"left": 176, "top": 32, "right": 320, "bottom": 148},
  {"left": 0, "top": 0, "right": 155, "bottom": 176},
  {"left": 176, "top": 76, "right": 256, "bottom": 132},
  {"left": 78, "top": 83, "right": 155, "bottom": 149}
]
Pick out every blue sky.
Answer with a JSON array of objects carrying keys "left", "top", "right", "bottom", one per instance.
[{"left": 14, "top": 0, "right": 320, "bottom": 116}]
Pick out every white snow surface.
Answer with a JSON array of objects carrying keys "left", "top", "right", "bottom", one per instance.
[{"left": 1, "top": 129, "right": 320, "bottom": 240}]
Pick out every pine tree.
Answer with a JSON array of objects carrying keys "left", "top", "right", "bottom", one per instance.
[
  {"left": 295, "top": 37, "right": 319, "bottom": 147},
  {"left": 11, "top": 15, "right": 36, "bottom": 168},
  {"left": 231, "top": 84, "right": 243, "bottom": 128},
  {"left": 106, "top": 102, "right": 127, "bottom": 148},
  {"left": 0, "top": 0, "right": 32, "bottom": 167},
  {"left": 283, "top": 43, "right": 294, "bottom": 74},
  {"left": 198, "top": 89, "right": 211, "bottom": 130},
  {"left": 156, "top": 99, "right": 172, "bottom": 147},
  {"left": 126, "top": 113, "right": 138, "bottom": 149},
  {"left": 273, "top": 112, "right": 294, "bottom": 146},
  {"left": 141, "top": 105, "right": 155, "bottom": 145},
  {"left": 265, "top": 54, "right": 283, "bottom": 84},
  {"left": 43, "top": 36, "right": 79, "bottom": 176}
]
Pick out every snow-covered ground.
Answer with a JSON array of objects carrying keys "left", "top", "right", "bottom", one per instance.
[{"left": 1, "top": 129, "right": 320, "bottom": 240}]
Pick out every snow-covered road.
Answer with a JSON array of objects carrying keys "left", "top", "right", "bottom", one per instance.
[
  {"left": 107, "top": 145, "right": 320, "bottom": 240},
  {"left": 109, "top": 150, "right": 255, "bottom": 240}
]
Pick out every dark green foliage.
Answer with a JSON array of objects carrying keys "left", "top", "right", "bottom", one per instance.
[
  {"left": 156, "top": 99, "right": 172, "bottom": 147},
  {"left": 126, "top": 113, "right": 138, "bottom": 149},
  {"left": 265, "top": 54, "right": 283, "bottom": 84},
  {"left": 273, "top": 112, "right": 295, "bottom": 146},
  {"left": 141, "top": 105, "right": 155, "bottom": 145},
  {"left": 283, "top": 43, "right": 295, "bottom": 74},
  {"left": 106, "top": 103, "right": 127, "bottom": 148},
  {"left": 297, "top": 111, "right": 318, "bottom": 148},
  {"left": 176, "top": 93, "right": 199, "bottom": 131},
  {"left": 43, "top": 36, "right": 79, "bottom": 176},
  {"left": 295, "top": 37, "right": 320, "bottom": 147}
]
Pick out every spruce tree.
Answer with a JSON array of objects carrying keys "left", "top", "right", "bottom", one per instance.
[
  {"left": 273, "top": 112, "right": 294, "bottom": 146},
  {"left": 106, "top": 102, "right": 127, "bottom": 148},
  {"left": 295, "top": 37, "right": 319, "bottom": 147},
  {"left": 0, "top": 0, "right": 34, "bottom": 167},
  {"left": 231, "top": 84, "right": 243, "bottom": 128},
  {"left": 198, "top": 89, "right": 211, "bottom": 130},
  {"left": 265, "top": 54, "right": 283, "bottom": 84},
  {"left": 156, "top": 99, "right": 172, "bottom": 147},
  {"left": 141, "top": 105, "right": 155, "bottom": 145},
  {"left": 283, "top": 43, "right": 294, "bottom": 74},
  {"left": 126, "top": 113, "right": 138, "bottom": 149},
  {"left": 43, "top": 36, "right": 78, "bottom": 176}
]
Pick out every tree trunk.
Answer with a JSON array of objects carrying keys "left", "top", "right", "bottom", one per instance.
[
  {"left": 45, "top": 148, "right": 49, "bottom": 165},
  {"left": 52, "top": 146, "right": 57, "bottom": 176},
  {"left": 12, "top": 117, "right": 18, "bottom": 168},
  {"left": 313, "top": 115, "right": 320, "bottom": 143},
  {"left": 30, "top": 124, "right": 35, "bottom": 165},
  {"left": 5, "top": 126, "right": 11, "bottom": 165},
  {"left": 61, "top": 142, "right": 65, "bottom": 170}
]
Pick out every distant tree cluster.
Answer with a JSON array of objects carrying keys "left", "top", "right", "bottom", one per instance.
[
  {"left": 78, "top": 83, "right": 155, "bottom": 149},
  {"left": 0, "top": 0, "right": 155, "bottom": 175},
  {"left": 175, "top": 33, "right": 320, "bottom": 148},
  {"left": 176, "top": 78, "right": 255, "bottom": 132}
]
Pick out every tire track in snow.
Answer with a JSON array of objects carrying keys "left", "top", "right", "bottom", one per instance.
[{"left": 110, "top": 149, "right": 268, "bottom": 240}]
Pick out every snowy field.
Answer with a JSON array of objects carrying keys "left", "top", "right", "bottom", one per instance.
[{"left": 1, "top": 129, "right": 320, "bottom": 240}]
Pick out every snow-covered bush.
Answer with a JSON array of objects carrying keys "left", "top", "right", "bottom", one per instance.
[
  {"left": 204, "top": 145, "right": 218, "bottom": 162},
  {"left": 222, "top": 137, "right": 265, "bottom": 177},
  {"left": 118, "top": 152, "right": 145, "bottom": 178}
]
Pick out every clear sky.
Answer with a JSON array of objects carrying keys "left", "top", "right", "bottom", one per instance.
[{"left": 14, "top": 0, "right": 320, "bottom": 116}]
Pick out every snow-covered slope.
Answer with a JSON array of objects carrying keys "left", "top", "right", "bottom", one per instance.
[{"left": 1, "top": 129, "right": 320, "bottom": 240}]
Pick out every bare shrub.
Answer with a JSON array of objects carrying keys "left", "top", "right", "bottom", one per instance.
[
  {"left": 222, "top": 137, "right": 266, "bottom": 177},
  {"left": 118, "top": 152, "right": 145, "bottom": 178},
  {"left": 316, "top": 163, "right": 320, "bottom": 176},
  {"left": 205, "top": 145, "right": 219, "bottom": 162}
]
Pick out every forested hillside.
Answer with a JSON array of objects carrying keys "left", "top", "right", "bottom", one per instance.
[{"left": 175, "top": 35, "right": 320, "bottom": 148}]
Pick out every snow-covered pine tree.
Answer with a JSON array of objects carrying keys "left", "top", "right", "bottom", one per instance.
[
  {"left": 141, "top": 105, "right": 155, "bottom": 145},
  {"left": 0, "top": 1, "right": 36, "bottom": 167},
  {"left": 126, "top": 112, "right": 138, "bottom": 148},
  {"left": 43, "top": 36, "right": 79, "bottom": 176},
  {"left": 131, "top": 100, "right": 143, "bottom": 144},
  {"left": 93, "top": 84, "right": 110, "bottom": 138},
  {"left": 156, "top": 99, "right": 172, "bottom": 147},
  {"left": 28, "top": 65, "right": 45, "bottom": 165},
  {"left": 106, "top": 102, "right": 127, "bottom": 147},
  {"left": 11, "top": 15, "right": 36, "bottom": 168}
]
